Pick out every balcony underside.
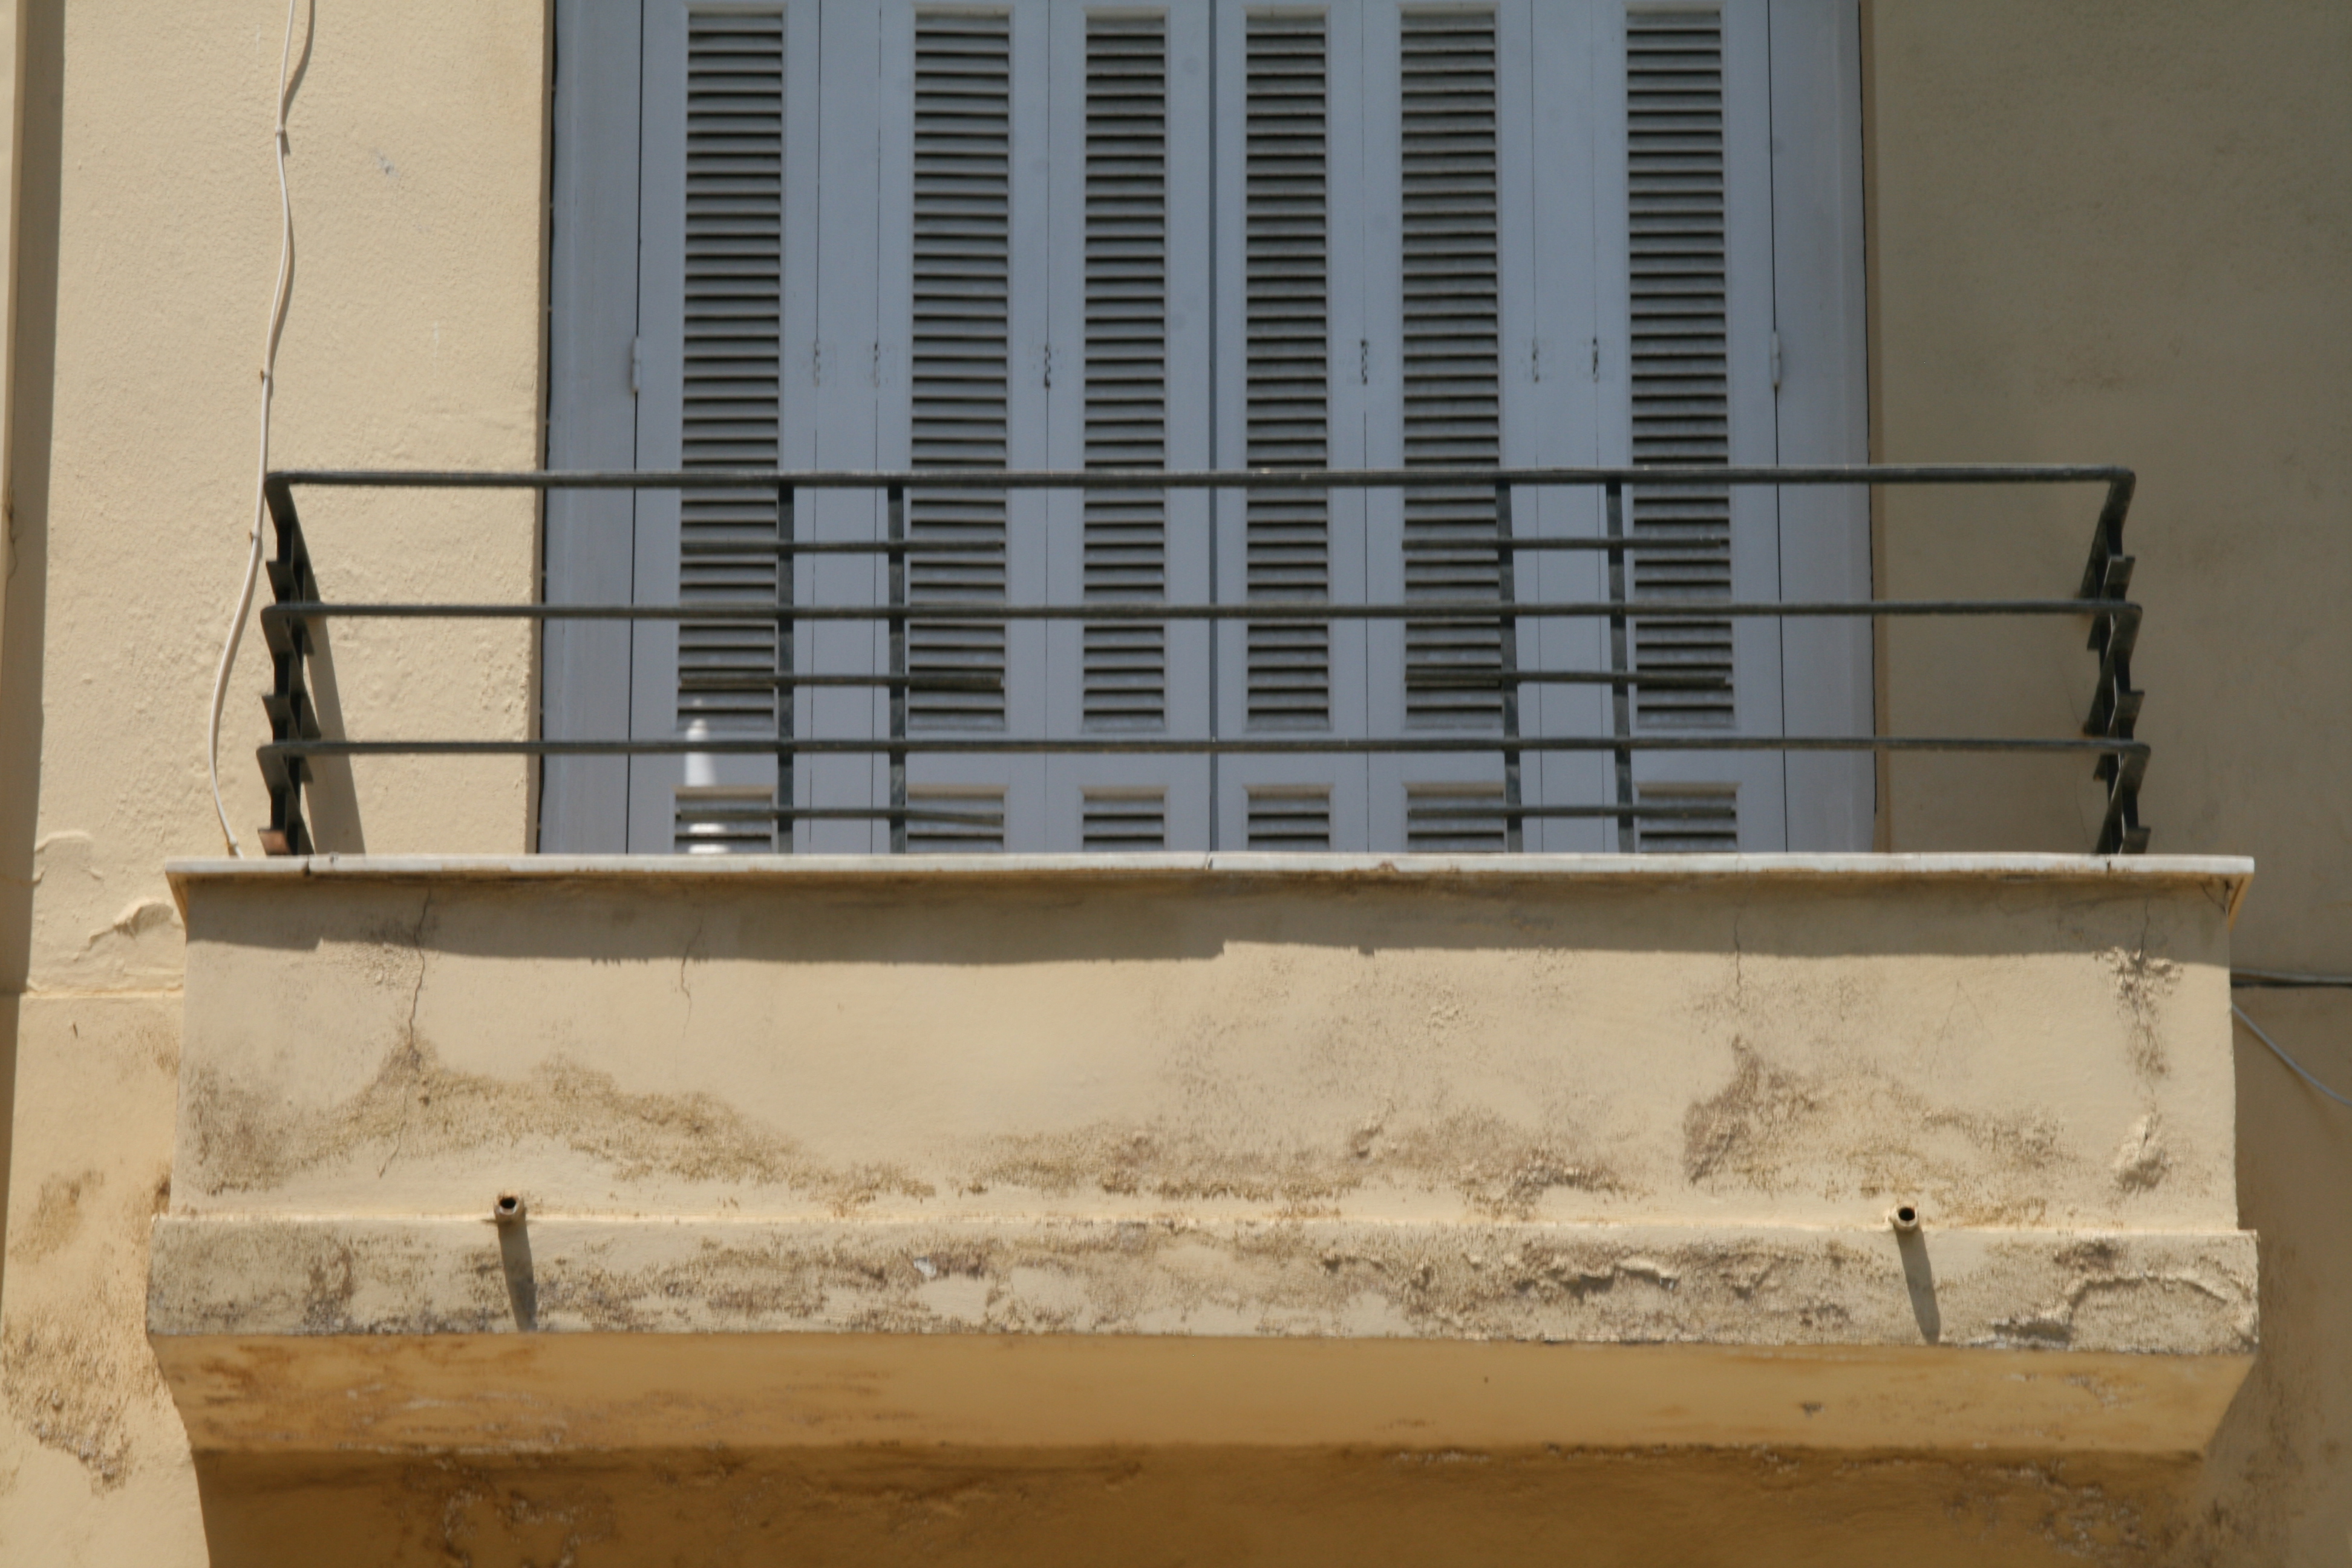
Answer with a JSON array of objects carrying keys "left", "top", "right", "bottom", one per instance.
[{"left": 153, "top": 853, "right": 2257, "bottom": 1457}]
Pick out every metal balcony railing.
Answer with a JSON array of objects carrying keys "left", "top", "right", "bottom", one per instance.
[{"left": 253, "top": 465, "right": 2147, "bottom": 857}]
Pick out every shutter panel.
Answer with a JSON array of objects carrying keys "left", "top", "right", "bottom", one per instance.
[
  {"left": 1243, "top": 12, "right": 1334, "bottom": 733},
  {"left": 909, "top": 11, "right": 1014, "bottom": 732},
  {"left": 1612, "top": 1, "right": 1794, "bottom": 851},
  {"left": 1082, "top": 13, "right": 1169, "bottom": 732},
  {"left": 1044, "top": 0, "right": 1215, "bottom": 853},
  {"left": 1399, "top": 7, "right": 1504, "bottom": 734},
  {"left": 674, "top": 11, "right": 788, "bottom": 851},
  {"left": 624, "top": 2, "right": 817, "bottom": 855},
  {"left": 1625, "top": 9, "right": 1734, "bottom": 728}
]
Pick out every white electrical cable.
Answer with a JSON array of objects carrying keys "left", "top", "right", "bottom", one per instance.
[
  {"left": 206, "top": 0, "right": 305, "bottom": 855},
  {"left": 2233, "top": 1004, "right": 2352, "bottom": 1111}
]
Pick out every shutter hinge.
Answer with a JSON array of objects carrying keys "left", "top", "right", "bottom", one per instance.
[
  {"left": 1590, "top": 337, "right": 1601, "bottom": 382},
  {"left": 1041, "top": 342, "right": 1053, "bottom": 390},
  {"left": 1360, "top": 339, "right": 1371, "bottom": 386},
  {"left": 1770, "top": 331, "right": 1783, "bottom": 392},
  {"left": 629, "top": 336, "right": 641, "bottom": 397}
]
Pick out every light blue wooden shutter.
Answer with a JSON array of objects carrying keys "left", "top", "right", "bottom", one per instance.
[
  {"left": 1041, "top": 1, "right": 1215, "bottom": 851},
  {"left": 626, "top": 1, "right": 825, "bottom": 854},
  {"left": 1610, "top": 0, "right": 1788, "bottom": 850},
  {"left": 1213, "top": 4, "right": 1371, "bottom": 849}
]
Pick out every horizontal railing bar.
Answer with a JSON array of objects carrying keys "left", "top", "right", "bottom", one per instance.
[
  {"left": 266, "top": 598, "right": 2133, "bottom": 625},
  {"left": 694, "top": 540, "right": 987, "bottom": 557},
  {"left": 683, "top": 807, "right": 1005, "bottom": 825},
  {"left": 680, "top": 673, "right": 1003, "bottom": 691},
  {"left": 264, "top": 735, "right": 2149, "bottom": 760},
  {"left": 269, "top": 463, "right": 2134, "bottom": 494},
  {"left": 684, "top": 536, "right": 1746, "bottom": 557},
  {"left": 1403, "top": 537, "right": 1731, "bottom": 554},
  {"left": 1408, "top": 671, "right": 1727, "bottom": 690},
  {"left": 1411, "top": 805, "right": 1736, "bottom": 822}
]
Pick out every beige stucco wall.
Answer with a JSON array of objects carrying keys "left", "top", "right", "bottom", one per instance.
[{"left": 0, "top": 1, "right": 2342, "bottom": 1566}]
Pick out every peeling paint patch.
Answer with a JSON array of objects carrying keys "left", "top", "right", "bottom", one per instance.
[
  {"left": 2110, "top": 1114, "right": 2169, "bottom": 1192},
  {"left": 82, "top": 897, "right": 178, "bottom": 954}
]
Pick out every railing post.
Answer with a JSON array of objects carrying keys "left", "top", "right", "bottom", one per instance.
[
  {"left": 1603, "top": 480, "right": 1636, "bottom": 853},
  {"left": 887, "top": 483, "right": 908, "bottom": 855},
  {"left": 1494, "top": 480, "right": 1523, "bottom": 852},
  {"left": 776, "top": 480, "right": 795, "bottom": 853}
]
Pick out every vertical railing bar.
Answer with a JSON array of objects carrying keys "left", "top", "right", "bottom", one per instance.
[
  {"left": 887, "top": 483, "right": 909, "bottom": 855},
  {"left": 1604, "top": 480, "right": 1636, "bottom": 853},
  {"left": 1494, "top": 480, "right": 1523, "bottom": 852},
  {"left": 777, "top": 482, "right": 794, "bottom": 855}
]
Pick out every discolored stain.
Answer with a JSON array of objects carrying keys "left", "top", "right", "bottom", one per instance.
[
  {"left": 186, "top": 1041, "right": 932, "bottom": 1209},
  {"left": 10, "top": 1169, "right": 102, "bottom": 1264},
  {"left": 1680, "top": 1042, "right": 2070, "bottom": 1221},
  {"left": 964, "top": 1108, "right": 1621, "bottom": 1218},
  {"left": 1684, "top": 1045, "right": 1819, "bottom": 1188}
]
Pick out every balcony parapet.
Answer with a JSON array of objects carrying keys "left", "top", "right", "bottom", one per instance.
[{"left": 151, "top": 854, "right": 2255, "bottom": 1455}]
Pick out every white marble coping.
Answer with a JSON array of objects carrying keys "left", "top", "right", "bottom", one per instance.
[{"left": 168, "top": 852, "right": 2253, "bottom": 922}]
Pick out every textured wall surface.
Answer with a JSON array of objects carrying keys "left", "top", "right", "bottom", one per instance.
[{"left": 0, "top": 0, "right": 2344, "bottom": 1563}]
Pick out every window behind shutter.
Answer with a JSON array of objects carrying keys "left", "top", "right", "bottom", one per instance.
[
  {"left": 1625, "top": 9, "right": 1734, "bottom": 728},
  {"left": 1243, "top": 12, "right": 1333, "bottom": 734},
  {"left": 910, "top": 11, "right": 1014, "bottom": 731},
  {"left": 549, "top": 0, "right": 1867, "bottom": 856}
]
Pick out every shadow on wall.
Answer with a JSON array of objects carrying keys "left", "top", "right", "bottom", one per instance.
[
  {"left": 0, "top": 0, "right": 67, "bottom": 1286},
  {"left": 178, "top": 870, "right": 2231, "bottom": 971}
]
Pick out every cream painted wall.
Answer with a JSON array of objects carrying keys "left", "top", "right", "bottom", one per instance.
[
  {"left": 0, "top": 0, "right": 2345, "bottom": 1564},
  {"left": 0, "top": 2, "right": 547, "bottom": 1563}
]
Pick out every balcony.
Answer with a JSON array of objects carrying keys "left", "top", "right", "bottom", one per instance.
[{"left": 145, "top": 463, "right": 2246, "bottom": 1462}]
